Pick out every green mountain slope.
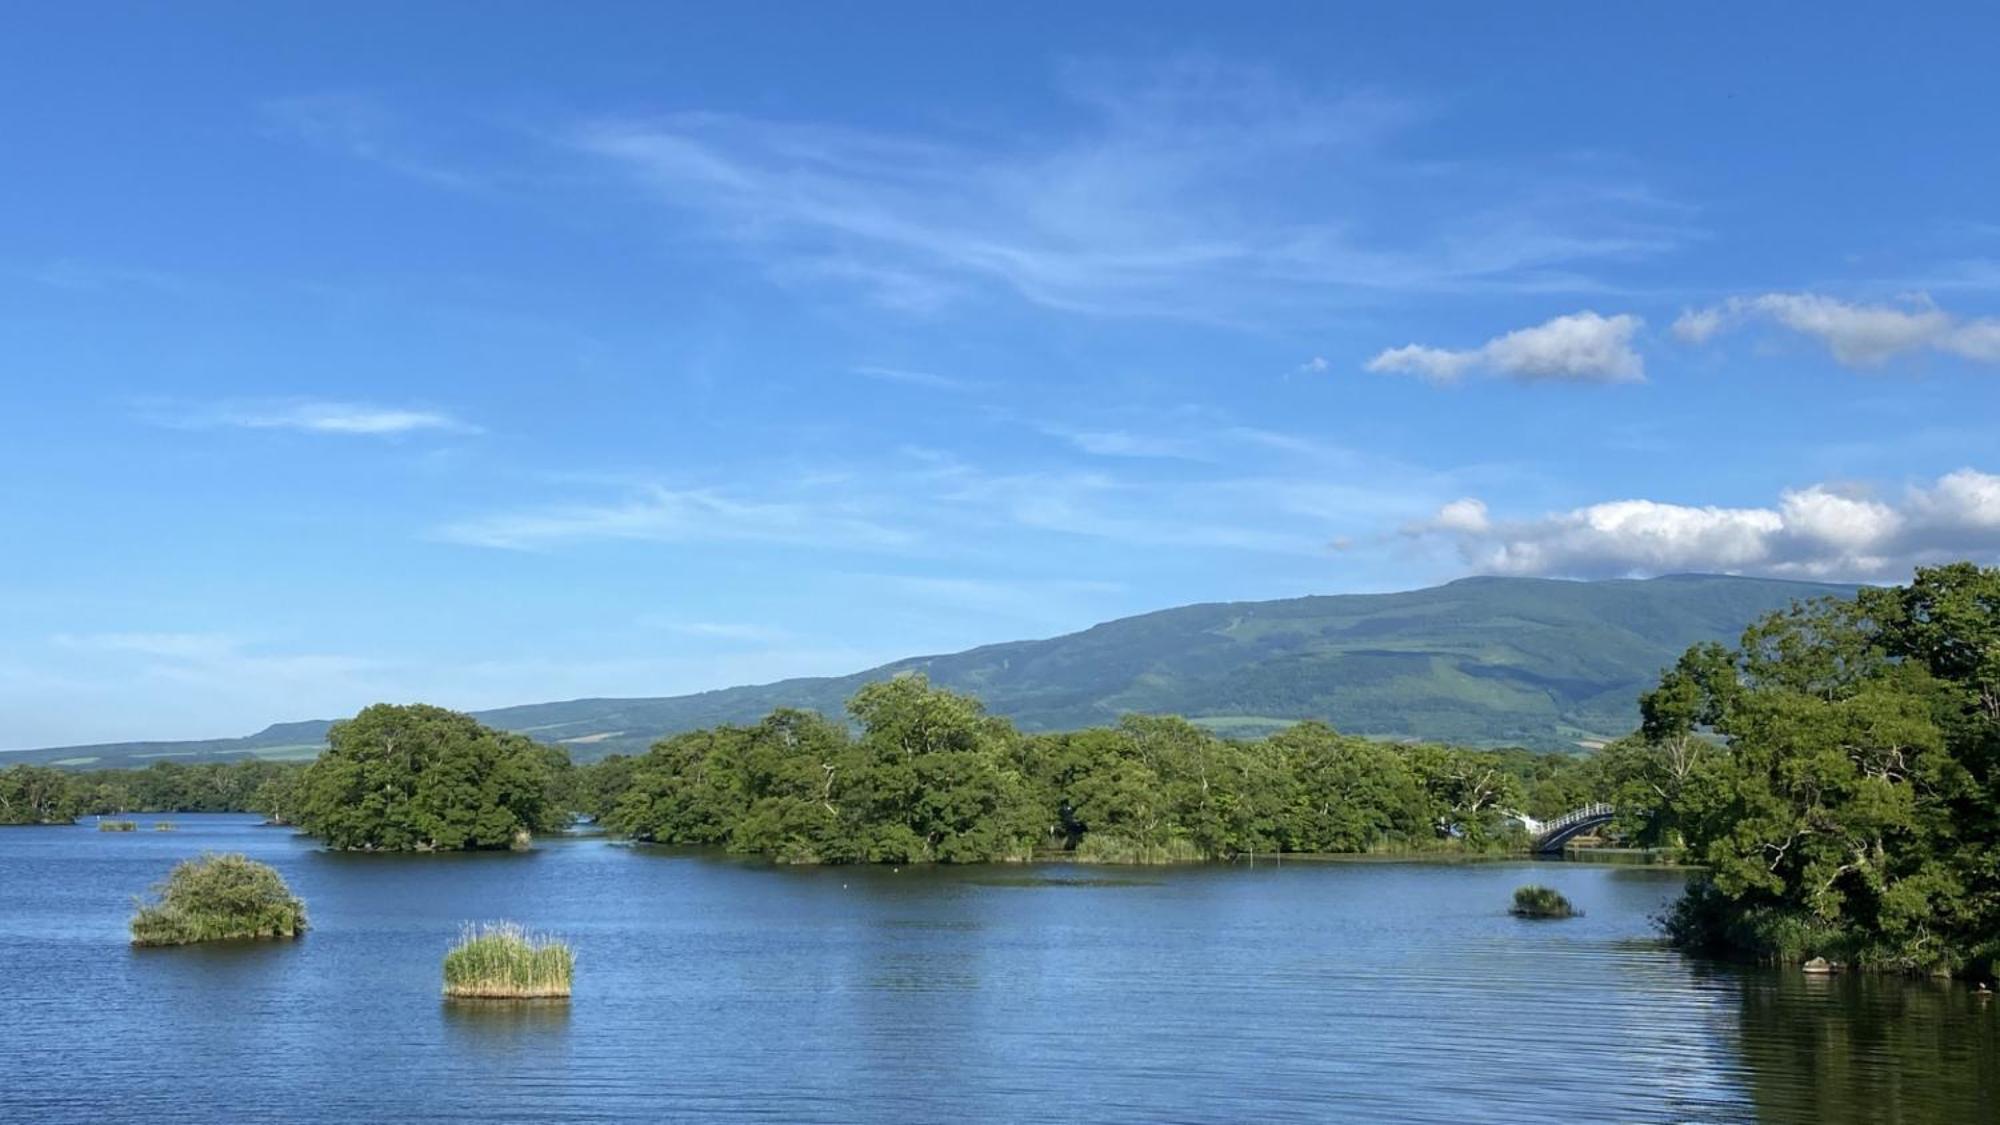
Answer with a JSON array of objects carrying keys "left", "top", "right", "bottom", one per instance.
[{"left": 5, "top": 574, "right": 1852, "bottom": 766}]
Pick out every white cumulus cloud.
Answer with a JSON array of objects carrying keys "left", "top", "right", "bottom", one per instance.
[
  {"left": 1673, "top": 292, "right": 2000, "bottom": 368},
  {"left": 1409, "top": 469, "right": 2000, "bottom": 580},
  {"left": 1367, "top": 311, "right": 1644, "bottom": 385}
]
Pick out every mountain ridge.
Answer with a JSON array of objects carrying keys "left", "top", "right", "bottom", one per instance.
[{"left": 4, "top": 573, "right": 1856, "bottom": 766}]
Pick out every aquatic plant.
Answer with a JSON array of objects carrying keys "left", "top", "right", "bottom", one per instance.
[
  {"left": 442, "top": 922, "right": 574, "bottom": 999},
  {"left": 1073, "top": 833, "right": 1202, "bottom": 865},
  {"left": 98, "top": 819, "right": 137, "bottom": 832},
  {"left": 129, "top": 853, "right": 308, "bottom": 946},
  {"left": 1511, "top": 885, "right": 1578, "bottom": 919},
  {"left": 152, "top": 822, "right": 176, "bottom": 831}
]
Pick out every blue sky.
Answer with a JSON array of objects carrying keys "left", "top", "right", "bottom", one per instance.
[{"left": 6, "top": 3, "right": 2000, "bottom": 747}]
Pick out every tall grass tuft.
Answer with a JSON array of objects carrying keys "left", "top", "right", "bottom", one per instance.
[
  {"left": 1510, "top": 884, "right": 1578, "bottom": 919},
  {"left": 442, "top": 922, "right": 574, "bottom": 999},
  {"left": 98, "top": 819, "right": 137, "bottom": 832},
  {"left": 1073, "top": 833, "right": 1203, "bottom": 865},
  {"left": 129, "top": 852, "right": 308, "bottom": 946}
]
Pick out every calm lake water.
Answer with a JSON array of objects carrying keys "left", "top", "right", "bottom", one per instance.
[{"left": 2, "top": 815, "right": 1993, "bottom": 1123}]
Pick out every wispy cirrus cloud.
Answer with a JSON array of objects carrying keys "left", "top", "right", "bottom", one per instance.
[
  {"left": 848, "top": 364, "right": 983, "bottom": 393},
  {"left": 145, "top": 398, "right": 479, "bottom": 436},
  {"left": 1367, "top": 310, "right": 1646, "bottom": 384},
  {"left": 434, "top": 419, "right": 1471, "bottom": 563},
  {"left": 1673, "top": 292, "right": 2000, "bottom": 367},
  {"left": 569, "top": 60, "right": 1690, "bottom": 319},
  {"left": 434, "top": 483, "right": 914, "bottom": 552},
  {"left": 260, "top": 93, "right": 485, "bottom": 190},
  {"left": 638, "top": 620, "right": 797, "bottom": 644},
  {"left": 1406, "top": 468, "right": 2000, "bottom": 580}
]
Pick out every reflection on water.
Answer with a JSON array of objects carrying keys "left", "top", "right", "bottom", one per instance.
[
  {"left": 442, "top": 998, "right": 574, "bottom": 1054},
  {"left": 1727, "top": 967, "right": 2000, "bottom": 1123},
  {"left": 0, "top": 814, "right": 1993, "bottom": 1123}
]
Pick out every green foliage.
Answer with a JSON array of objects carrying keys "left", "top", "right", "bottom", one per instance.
[
  {"left": 606, "top": 682, "right": 1041, "bottom": 864},
  {"left": 1634, "top": 564, "right": 2000, "bottom": 976},
  {"left": 442, "top": 922, "right": 574, "bottom": 999},
  {"left": 1510, "top": 885, "right": 1578, "bottom": 918},
  {"left": 598, "top": 676, "right": 1601, "bottom": 865},
  {"left": 1, "top": 760, "right": 310, "bottom": 825},
  {"left": 294, "top": 704, "right": 557, "bottom": 851},
  {"left": 76, "top": 759, "right": 305, "bottom": 816},
  {"left": 129, "top": 853, "right": 307, "bottom": 946},
  {"left": 1073, "top": 833, "right": 1203, "bottom": 864},
  {"left": 0, "top": 765, "right": 85, "bottom": 824},
  {"left": 98, "top": 819, "right": 137, "bottom": 832}
]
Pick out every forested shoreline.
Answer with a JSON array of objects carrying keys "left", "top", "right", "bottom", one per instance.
[
  {"left": 0, "top": 689, "right": 1599, "bottom": 858},
  {"left": 8, "top": 562, "right": 1997, "bottom": 977}
]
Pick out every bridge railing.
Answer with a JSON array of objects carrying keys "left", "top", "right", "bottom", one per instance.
[{"left": 1536, "top": 802, "right": 1614, "bottom": 837}]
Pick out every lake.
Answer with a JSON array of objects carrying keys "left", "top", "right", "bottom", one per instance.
[{"left": 2, "top": 814, "right": 1993, "bottom": 1123}]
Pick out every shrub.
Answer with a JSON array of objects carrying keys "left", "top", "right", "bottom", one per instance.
[
  {"left": 1511, "top": 884, "right": 1578, "bottom": 919},
  {"left": 1661, "top": 878, "right": 1836, "bottom": 963},
  {"left": 442, "top": 922, "right": 574, "bottom": 999},
  {"left": 129, "top": 853, "right": 308, "bottom": 946},
  {"left": 98, "top": 820, "right": 137, "bottom": 832}
]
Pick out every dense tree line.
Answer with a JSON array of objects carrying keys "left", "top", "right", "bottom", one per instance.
[
  {"left": 586, "top": 674, "right": 1597, "bottom": 863},
  {"left": 1606, "top": 563, "right": 2000, "bottom": 977},
  {"left": 8, "top": 690, "right": 1603, "bottom": 860},
  {"left": 0, "top": 759, "right": 306, "bottom": 824}
]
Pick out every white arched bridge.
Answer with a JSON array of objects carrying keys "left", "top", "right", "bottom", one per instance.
[{"left": 1508, "top": 802, "right": 1615, "bottom": 855}]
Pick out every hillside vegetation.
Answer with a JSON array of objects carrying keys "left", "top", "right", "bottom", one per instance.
[{"left": 3, "top": 574, "right": 1850, "bottom": 767}]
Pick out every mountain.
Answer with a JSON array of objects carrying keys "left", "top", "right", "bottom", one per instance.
[{"left": 4, "top": 574, "right": 1853, "bottom": 767}]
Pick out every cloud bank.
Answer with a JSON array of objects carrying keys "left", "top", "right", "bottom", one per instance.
[{"left": 1412, "top": 469, "right": 2000, "bottom": 580}]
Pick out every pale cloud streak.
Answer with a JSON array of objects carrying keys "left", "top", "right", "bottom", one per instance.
[
  {"left": 148, "top": 399, "right": 478, "bottom": 436},
  {"left": 1409, "top": 469, "right": 2000, "bottom": 580},
  {"left": 1367, "top": 311, "right": 1646, "bottom": 384},
  {"left": 1673, "top": 292, "right": 2000, "bottom": 367},
  {"left": 848, "top": 365, "right": 982, "bottom": 392},
  {"left": 434, "top": 484, "right": 915, "bottom": 552}
]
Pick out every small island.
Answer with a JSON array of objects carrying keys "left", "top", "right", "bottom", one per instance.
[
  {"left": 291, "top": 704, "right": 564, "bottom": 852},
  {"left": 442, "top": 922, "right": 574, "bottom": 999},
  {"left": 129, "top": 853, "right": 308, "bottom": 946},
  {"left": 1510, "top": 885, "right": 1578, "bottom": 919}
]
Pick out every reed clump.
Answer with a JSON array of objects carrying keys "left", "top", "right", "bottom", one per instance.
[
  {"left": 98, "top": 819, "right": 137, "bottom": 832},
  {"left": 152, "top": 821, "right": 176, "bottom": 831},
  {"left": 1073, "top": 834, "right": 1203, "bottom": 865},
  {"left": 1510, "top": 884, "right": 1579, "bottom": 919},
  {"left": 129, "top": 852, "right": 308, "bottom": 946},
  {"left": 442, "top": 922, "right": 574, "bottom": 999}
]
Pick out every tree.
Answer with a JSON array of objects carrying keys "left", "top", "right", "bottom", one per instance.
[
  {"left": 1264, "top": 722, "right": 1427, "bottom": 853},
  {"left": 1656, "top": 566, "right": 2000, "bottom": 976},
  {"left": 841, "top": 676, "right": 1038, "bottom": 863},
  {"left": 0, "top": 765, "right": 82, "bottom": 824},
  {"left": 295, "top": 704, "right": 556, "bottom": 851}
]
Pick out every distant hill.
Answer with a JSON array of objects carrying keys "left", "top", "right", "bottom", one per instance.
[{"left": 4, "top": 574, "right": 1853, "bottom": 767}]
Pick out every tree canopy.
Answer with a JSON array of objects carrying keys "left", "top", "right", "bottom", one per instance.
[
  {"left": 1611, "top": 564, "right": 2000, "bottom": 975},
  {"left": 294, "top": 704, "right": 558, "bottom": 851},
  {"left": 596, "top": 674, "right": 1566, "bottom": 864}
]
